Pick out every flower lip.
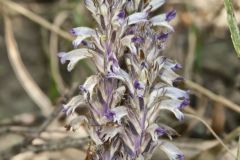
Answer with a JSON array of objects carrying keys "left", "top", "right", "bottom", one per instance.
[
  {"left": 58, "top": 52, "right": 67, "bottom": 64},
  {"left": 105, "top": 110, "right": 115, "bottom": 120},
  {"left": 131, "top": 36, "right": 144, "bottom": 44},
  {"left": 166, "top": 10, "right": 177, "bottom": 22},
  {"left": 157, "top": 32, "right": 169, "bottom": 41},
  {"left": 177, "top": 154, "right": 185, "bottom": 160},
  {"left": 134, "top": 80, "right": 144, "bottom": 90},
  {"left": 108, "top": 55, "right": 119, "bottom": 67},
  {"left": 173, "top": 63, "right": 182, "bottom": 70},
  {"left": 173, "top": 77, "right": 184, "bottom": 83},
  {"left": 155, "top": 127, "right": 166, "bottom": 136},
  {"left": 79, "top": 85, "right": 87, "bottom": 92},
  {"left": 180, "top": 99, "right": 190, "bottom": 109},
  {"left": 134, "top": 80, "right": 140, "bottom": 89},
  {"left": 69, "top": 28, "right": 76, "bottom": 36},
  {"left": 140, "top": 62, "right": 147, "bottom": 69},
  {"left": 81, "top": 40, "right": 88, "bottom": 46},
  {"left": 117, "top": 11, "right": 126, "bottom": 19},
  {"left": 62, "top": 105, "right": 68, "bottom": 114}
]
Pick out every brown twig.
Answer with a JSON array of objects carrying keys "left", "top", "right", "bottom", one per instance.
[
  {"left": 0, "top": 113, "right": 42, "bottom": 127},
  {"left": 185, "top": 113, "right": 236, "bottom": 159},
  {"left": 0, "top": 0, "right": 95, "bottom": 73},
  {"left": 3, "top": 10, "right": 54, "bottom": 117},
  {"left": 0, "top": 0, "right": 73, "bottom": 41},
  {"left": 184, "top": 28, "right": 197, "bottom": 80},
  {"left": 1, "top": 137, "right": 88, "bottom": 159},
  {"left": 186, "top": 80, "right": 240, "bottom": 113},
  {"left": 212, "top": 102, "right": 225, "bottom": 135},
  {"left": 24, "top": 137, "right": 88, "bottom": 153},
  {"left": 49, "top": 11, "right": 69, "bottom": 94},
  {"left": 0, "top": 126, "right": 36, "bottom": 136},
  {"left": 2, "top": 13, "right": 78, "bottom": 155},
  {"left": 0, "top": 106, "right": 62, "bottom": 160}
]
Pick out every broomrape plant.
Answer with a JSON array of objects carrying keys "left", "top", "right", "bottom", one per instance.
[{"left": 59, "top": 0, "right": 189, "bottom": 159}]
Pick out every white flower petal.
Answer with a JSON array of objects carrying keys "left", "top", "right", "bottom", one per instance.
[
  {"left": 100, "top": 126, "right": 123, "bottom": 142},
  {"left": 158, "top": 99, "right": 185, "bottom": 120},
  {"left": 72, "top": 36, "right": 86, "bottom": 48},
  {"left": 150, "top": 14, "right": 175, "bottom": 31},
  {"left": 121, "top": 35, "right": 137, "bottom": 55},
  {"left": 160, "top": 141, "right": 184, "bottom": 160},
  {"left": 146, "top": 124, "right": 161, "bottom": 141},
  {"left": 148, "top": 87, "right": 189, "bottom": 106},
  {"left": 92, "top": 53, "right": 104, "bottom": 73},
  {"left": 71, "top": 27, "right": 96, "bottom": 47},
  {"left": 120, "top": 132, "right": 135, "bottom": 156},
  {"left": 71, "top": 27, "right": 95, "bottom": 36},
  {"left": 68, "top": 115, "right": 88, "bottom": 131},
  {"left": 81, "top": 75, "right": 100, "bottom": 100},
  {"left": 127, "top": 12, "right": 148, "bottom": 25},
  {"left": 107, "top": 68, "right": 135, "bottom": 96},
  {"left": 144, "top": 0, "right": 166, "bottom": 12},
  {"left": 88, "top": 127, "right": 103, "bottom": 145},
  {"left": 84, "top": 0, "right": 97, "bottom": 14},
  {"left": 111, "top": 86, "right": 126, "bottom": 107},
  {"left": 153, "top": 21, "right": 175, "bottom": 31},
  {"left": 146, "top": 47, "right": 160, "bottom": 64},
  {"left": 111, "top": 106, "right": 128, "bottom": 124},
  {"left": 63, "top": 95, "right": 85, "bottom": 115},
  {"left": 150, "top": 14, "right": 166, "bottom": 24},
  {"left": 58, "top": 49, "right": 94, "bottom": 71},
  {"left": 160, "top": 68, "right": 182, "bottom": 85},
  {"left": 148, "top": 99, "right": 185, "bottom": 123}
]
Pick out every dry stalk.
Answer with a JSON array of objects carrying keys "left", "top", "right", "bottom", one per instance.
[
  {"left": 186, "top": 80, "right": 240, "bottom": 113},
  {"left": 185, "top": 113, "right": 236, "bottom": 159},
  {"left": 3, "top": 11, "right": 53, "bottom": 117},
  {"left": 49, "top": 11, "right": 69, "bottom": 94}
]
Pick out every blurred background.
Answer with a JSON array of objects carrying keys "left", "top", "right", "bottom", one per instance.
[{"left": 0, "top": 0, "right": 240, "bottom": 159}]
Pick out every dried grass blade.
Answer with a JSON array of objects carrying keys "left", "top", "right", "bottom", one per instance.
[
  {"left": 3, "top": 13, "right": 53, "bottom": 116},
  {"left": 185, "top": 113, "right": 236, "bottom": 159}
]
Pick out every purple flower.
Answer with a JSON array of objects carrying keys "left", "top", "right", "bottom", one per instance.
[
  {"left": 131, "top": 36, "right": 144, "bottom": 44},
  {"left": 166, "top": 10, "right": 177, "bottom": 22},
  {"left": 105, "top": 110, "right": 115, "bottom": 120},
  {"left": 155, "top": 127, "right": 166, "bottom": 136},
  {"left": 134, "top": 80, "right": 141, "bottom": 89},
  {"left": 177, "top": 154, "right": 185, "bottom": 160},
  {"left": 117, "top": 11, "right": 126, "bottom": 19},
  {"left": 69, "top": 28, "right": 77, "bottom": 36},
  {"left": 157, "top": 32, "right": 169, "bottom": 41},
  {"left": 173, "top": 63, "right": 183, "bottom": 70},
  {"left": 180, "top": 99, "right": 190, "bottom": 109},
  {"left": 60, "top": 0, "right": 187, "bottom": 159},
  {"left": 81, "top": 40, "right": 88, "bottom": 46}
]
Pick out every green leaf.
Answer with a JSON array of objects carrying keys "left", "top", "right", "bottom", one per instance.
[{"left": 224, "top": 0, "right": 240, "bottom": 57}]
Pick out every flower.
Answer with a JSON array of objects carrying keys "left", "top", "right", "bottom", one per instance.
[
  {"left": 59, "top": 0, "right": 188, "bottom": 159},
  {"left": 166, "top": 10, "right": 177, "bottom": 22}
]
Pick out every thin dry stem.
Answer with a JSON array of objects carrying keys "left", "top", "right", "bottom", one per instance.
[
  {"left": 186, "top": 80, "right": 240, "bottom": 113},
  {"left": 49, "top": 11, "right": 69, "bottom": 94},
  {"left": 185, "top": 113, "right": 236, "bottom": 159},
  {"left": 184, "top": 29, "right": 197, "bottom": 80},
  {"left": 3, "top": 12, "right": 53, "bottom": 117},
  {"left": 0, "top": 0, "right": 73, "bottom": 41}
]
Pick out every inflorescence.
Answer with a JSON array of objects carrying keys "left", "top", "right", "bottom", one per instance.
[{"left": 59, "top": 0, "right": 189, "bottom": 159}]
